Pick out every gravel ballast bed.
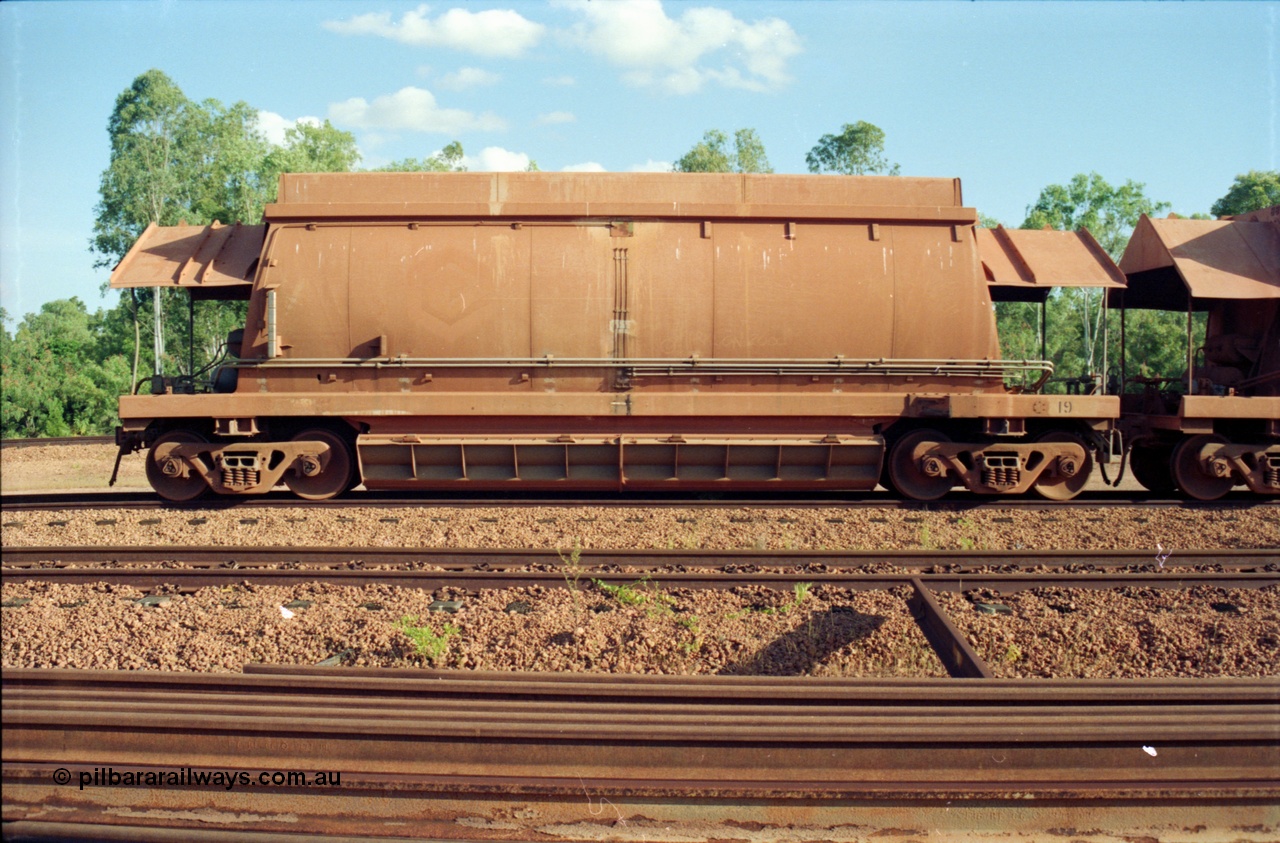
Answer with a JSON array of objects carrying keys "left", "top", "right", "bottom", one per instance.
[
  {"left": 0, "top": 580, "right": 944, "bottom": 676},
  {"left": 4, "top": 446, "right": 1276, "bottom": 678},
  {"left": 3, "top": 504, "right": 1277, "bottom": 551},
  {"left": 938, "top": 586, "right": 1280, "bottom": 679}
]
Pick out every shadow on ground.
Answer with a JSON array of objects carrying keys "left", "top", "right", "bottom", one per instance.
[{"left": 720, "top": 608, "right": 886, "bottom": 676}]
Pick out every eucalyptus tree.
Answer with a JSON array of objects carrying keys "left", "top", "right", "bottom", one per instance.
[
  {"left": 674, "top": 129, "right": 773, "bottom": 173},
  {"left": 1020, "top": 173, "right": 1180, "bottom": 389},
  {"left": 1210, "top": 170, "right": 1280, "bottom": 217},
  {"left": 805, "top": 121, "right": 899, "bottom": 176}
]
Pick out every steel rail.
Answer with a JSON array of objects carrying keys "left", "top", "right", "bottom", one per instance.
[
  {"left": 3, "top": 561, "right": 1276, "bottom": 593},
  {"left": 13, "top": 488, "right": 1274, "bottom": 511},
  {"left": 4, "top": 545, "right": 1275, "bottom": 567},
  {"left": 3, "top": 545, "right": 1276, "bottom": 570},
  {"left": 13, "top": 666, "right": 1278, "bottom": 704},
  {"left": 4, "top": 669, "right": 1277, "bottom": 840}
]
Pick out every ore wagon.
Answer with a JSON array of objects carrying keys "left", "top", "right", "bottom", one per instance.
[
  {"left": 1110, "top": 206, "right": 1280, "bottom": 499},
  {"left": 111, "top": 172, "right": 1122, "bottom": 501}
]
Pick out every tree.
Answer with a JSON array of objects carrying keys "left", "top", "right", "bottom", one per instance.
[
  {"left": 805, "top": 121, "right": 899, "bottom": 176},
  {"left": 374, "top": 141, "right": 468, "bottom": 173},
  {"left": 1020, "top": 173, "right": 1186, "bottom": 390},
  {"left": 91, "top": 70, "right": 190, "bottom": 266},
  {"left": 187, "top": 98, "right": 272, "bottom": 226},
  {"left": 90, "top": 71, "right": 275, "bottom": 388},
  {"left": 0, "top": 299, "right": 131, "bottom": 437},
  {"left": 674, "top": 129, "right": 773, "bottom": 174},
  {"left": 89, "top": 73, "right": 360, "bottom": 399},
  {"left": 1022, "top": 172, "right": 1168, "bottom": 259},
  {"left": 730, "top": 129, "right": 771, "bottom": 174},
  {"left": 91, "top": 69, "right": 195, "bottom": 386},
  {"left": 1210, "top": 170, "right": 1280, "bottom": 217},
  {"left": 259, "top": 120, "right": 361, "bottom": 201}
]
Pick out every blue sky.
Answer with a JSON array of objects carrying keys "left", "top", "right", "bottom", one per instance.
[{"left": 1, "top": 0, "right": 1276, "bottom": 321}]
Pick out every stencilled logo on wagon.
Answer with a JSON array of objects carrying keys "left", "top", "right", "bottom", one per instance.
[{"left": 425, "top": 275, "right": 475, "bottom": 326}]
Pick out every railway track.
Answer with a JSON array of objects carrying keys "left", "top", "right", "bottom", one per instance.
[
  {"left": 4, "top": 545, "right": 1276, "bottom": 586},
  {"left": 4, "top": 668, "right": 1277, "bottom": 841},
  {"left": 6, "top": 547, "right": 1277, "bottom": 684},
  {"left": 3, "top": 487, "right": 1276, "bottom": 513},
  {"left": 5, "top": 549, "right": 1278, "bottom": 839}
]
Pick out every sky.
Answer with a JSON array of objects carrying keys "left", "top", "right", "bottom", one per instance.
[{"left": 1, "top": 0, "right": 1276, "bottom": 322}]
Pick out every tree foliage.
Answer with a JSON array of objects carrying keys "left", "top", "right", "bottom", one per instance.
[
  {"left": 674, "top": 129, "right": 773, "bottom": 173},
  {"left": 259, "top": 120, "right": 361, "bottom": 203},
  {"left": 805, "top": 121, "right": 899, "bottom": 176},
  {"left": 1021, "top": 171, "right": 1169, "bottom": 259},
  {"left": 1000, "top": 173, "right": 1194, "bottom": 392},
  {"left": 1, "top": 299, "right": 132, "bottom": 437},
  {"left": 91, "top": 70, "right": 193, "bottom": 269},
  {"left": 1210, "top": 170, "right": 1280, "bottom": 217},
  {"left": 82, "top": 70, "right": 359, "bottom": 403},
  {"left": 374, "top": 141, "right": 468, "bottom": 173}
]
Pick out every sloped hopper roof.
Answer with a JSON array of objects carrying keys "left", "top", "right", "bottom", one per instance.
[
  {"left": 977, "top": 226, "right": 1126, "bottom": 303},
  {"left": 1110, "top": 212, "right": 1280, "bottom": 310},
  {"left": 110, "top": 222, "right": 265, "bottom": 300}
]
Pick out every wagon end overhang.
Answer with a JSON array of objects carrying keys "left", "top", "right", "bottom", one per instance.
[
  {"left": 978, "top": 226, "right": 1126, "bottom": 303},
  {"left": 109, "top": 221, "right": 264, "bottom": 301},
  {"left": 1111, "top": 210, "right": 1280, "bottom": 310}
]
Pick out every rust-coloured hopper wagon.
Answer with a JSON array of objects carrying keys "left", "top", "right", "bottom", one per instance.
[
  {"left": 1110, "top": 206, "right": 1280, "bottom": 499},
  {"left": 111, "top": 172, "right": 1121, "bottom": 501}
]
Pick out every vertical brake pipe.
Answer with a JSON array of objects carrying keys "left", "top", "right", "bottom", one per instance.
[
  {"left": 1186, "top": 302, "right": 1193, "bottom": 395},
  {"left": 1040, "top": 298, "right": 1047, "bottom": 365},
  {"left": 1100, "top": 292, "right": 1108, "bottom": 394},
  {"left": 188, "top": 295, "right": 195, "bottom": 378},
  {"left": 1120, "top": 292, "right": 1126, "bottom": 393}
]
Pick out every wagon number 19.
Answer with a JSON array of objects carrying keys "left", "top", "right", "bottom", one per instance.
[{"left": 1055, "top": 400, "right": 1072, "bottom": 414}]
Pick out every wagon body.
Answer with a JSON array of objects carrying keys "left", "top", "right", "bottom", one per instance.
[
  {"left": 113, "top": 173, "right": 1119, "bottom": 500},
  {"left": 1111, "top": 206, "right": 1280, "bottom": 499}
]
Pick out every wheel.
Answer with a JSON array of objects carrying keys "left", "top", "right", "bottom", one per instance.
[
  {"left": 284, "top": 429, "right": 354, "bottom": 501},
  {"left": 1032, "top": 432, "right": 1093, "bottom": 501},
  {"left": 1171, "top": 434, "right": 1233, "bottom": 501},
  {"left": 145, "top": 430, "right": 209, "bottom": 502},
  {"left": 1129, "top": 444, "right": 1176, "bottom": 495},
  {"left": 886, "top": 429, "right": 953, "bottom": 501}
]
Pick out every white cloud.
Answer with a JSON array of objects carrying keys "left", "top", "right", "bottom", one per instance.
[
  {"left": 464, "top": 146, "right": 533, "bottom": 171},
  {"left": 256, "top": 111, "right": 322, "bottom": 146},
  {"left": 536, "top": 111, "right": 576, "bottom": 126},
  {"left": 324, "top": 5, "right": 545, "bottom": 58},
  {"left": 558, "top": 0, "right": 801, "bottom": 94},
  {"left": 629, "top": 160, "right": 673, "bottom": 172},
  {"left": 542, "top": 75, "right": 576, "bottom": 87},
  {"left": 562, "top": 162, "right": 607, "bottom": 172},
  {"left": 439, "top": 67, "right": 501, "bottom": 91},
  {"left": 328, "top": 87, "right": 506, "bottom": 134}
]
